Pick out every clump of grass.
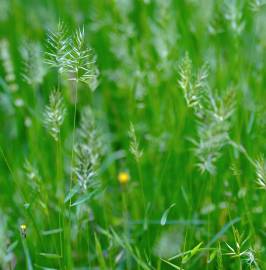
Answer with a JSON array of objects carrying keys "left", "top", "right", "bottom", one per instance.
[
  {"left": 99, "top": 227, "right": 151, "bottom": 270},
  {"left": 1, "top": 2, "right": 266, "bottom": 269},
  {"left": 225, "top": 228, "right": 259, "bottom": 268}
]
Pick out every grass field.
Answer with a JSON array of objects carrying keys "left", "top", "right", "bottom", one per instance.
[{"left": 0, "top": 0, "right": 266, "bottom": 269}]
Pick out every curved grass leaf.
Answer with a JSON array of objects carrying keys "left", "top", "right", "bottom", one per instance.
[{"left": 160, "top": 203, "right": 176, "bottom": 226}]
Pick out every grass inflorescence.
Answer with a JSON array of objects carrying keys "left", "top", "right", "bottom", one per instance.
[{"left": 0, "top": 1, "right": 266, "bottom": 269}]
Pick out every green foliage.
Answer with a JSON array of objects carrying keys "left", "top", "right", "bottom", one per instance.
[{"left": 0, "top": 0, "right": 266, "bottom": 269}]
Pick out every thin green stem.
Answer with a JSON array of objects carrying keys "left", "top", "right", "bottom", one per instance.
[
  {"left": 122, "top": 188, "right": 131, "bottom": 269},
  {"left": 67, "top": 76, "right": 79, "bottom": 269},
  {"left": 69, "top": 78, "right": 78, "bottom": 206}
]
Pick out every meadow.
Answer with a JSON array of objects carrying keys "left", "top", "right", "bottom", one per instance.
[{"left": 0, "top": 0, "right": 266, "bottom": 269}]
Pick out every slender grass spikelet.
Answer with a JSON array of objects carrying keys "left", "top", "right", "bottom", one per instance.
[
  {"left": 0, "top": 39, "right": 18, "bottom": 92},
  {"left": 24, "top": 159, "right": 41, "bottom": 190},
  {"left": 178, "top": 52, "right": 208, "bottom": 110},
  {"left": 43, "top": 90, "right": 66, "bottom": 141},
  {"left": 128, "top": 122, "right": 143, "bottom": 162},
  {"left": 23, "top": 159, "right": 42, "bottom": 194},
  {"left": 255, "top": 156, "right": 266, "bottom": 189},
  {"left": 20, "top": 41, "right": 46, "bottom": 86}
]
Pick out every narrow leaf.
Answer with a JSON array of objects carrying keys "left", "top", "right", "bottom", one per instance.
[
  {"left": 39, "top": 253, "right": 62, "bottom": 259},
  {"left": 161, "top": 258, "right": 184, "bottom": 270},
  {"left": 41, "top": 228, "right": 63, "bottom": 236},
  {"left": 160, "top": 203, "right": 176, "bottom": 226},
  {"left": 64, "top": 184, "right": 80, "bottom": 203},
  {"left": 71, "top": 189, "right": 98, "bottom": 207}
]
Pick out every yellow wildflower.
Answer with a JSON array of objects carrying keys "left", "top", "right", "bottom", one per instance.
[{"left": 118, "top": 171, "right": 130, "bottom": 184}]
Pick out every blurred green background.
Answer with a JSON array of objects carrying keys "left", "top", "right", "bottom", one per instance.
[{"left": 0, "top": 0, "right": 266, "bottom": 269}]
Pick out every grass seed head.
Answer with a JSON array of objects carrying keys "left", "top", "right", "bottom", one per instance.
[
  {"left": 255, "top": 155, "right": 266, "bottom": 189},
  {"left": 43, "top": 90, "right": 66, "bottom": 141}
]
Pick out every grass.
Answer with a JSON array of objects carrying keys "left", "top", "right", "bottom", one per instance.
[{"left": 0, "top": 0, "right": 266, "bottom": 269}]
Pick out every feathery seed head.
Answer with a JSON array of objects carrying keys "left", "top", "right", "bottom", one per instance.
[
  {"left": 74, "top": 106, "right": 102, "bottom": 191},
  {"left": 20, "top": 41, "right": 46, "bottom": 86},
  {"left": 45, "top": 21, "right": 69, "bottom": 73},
  {"left": 0, "top": 39, "right": 18, "bottom": 92},
  {"left": 178, "top": 52, "right": 208, "bottom": 110},
  {"left": 179, "top": 54, "right": 236, "bottom": 174},
  {"left": 128, "top": 122, "right": 143, "bottom": 162},
  {"left": 65, "top": 27, "right": 99, "bottom": 90},
  {"left": 46, "top": 22, "right": 100, "bottom": 90},
  {"left": 43, "top": 90, "right": 66, "bottom": 141}
]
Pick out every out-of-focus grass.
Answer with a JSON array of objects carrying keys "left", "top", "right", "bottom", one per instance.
[{"left": 0, "top": 0, "right": 266, "bottom": 269}]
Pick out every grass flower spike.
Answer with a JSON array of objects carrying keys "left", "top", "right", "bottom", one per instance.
[
  {"left": 255, "top": 156, "right": 266, "bottom": 189},
  {"left": 45, "top": 21, "right": 69, "bottom": 73},
  {"left": 128, "top": 122, "right": 143, "bottom": 163},
  {"left": 43, "top": 90, "right": 66, "bottom": 141},
  {"left": 74, "top": 107, "right": 102, "bottom": 191},
  {"left": 65, "top": 27, "right": 99, "bottom": 90}
]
